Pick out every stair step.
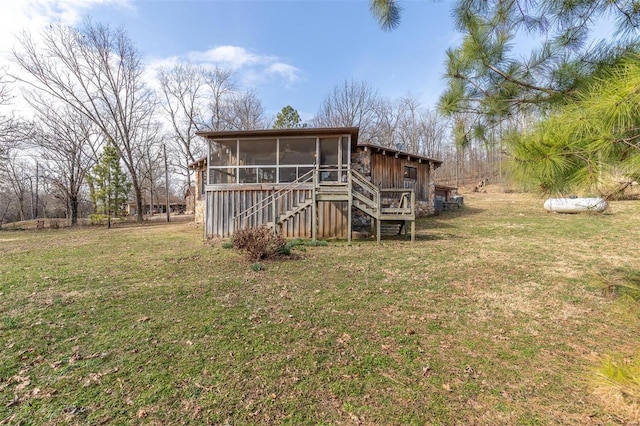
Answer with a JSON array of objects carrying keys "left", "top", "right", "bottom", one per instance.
[
  {"left": 277, "top": 198, "right": 313, "bottom": 223},
  {"left": 379, "top": 221, "right": 404, "bottom": 236},
  {"left": 316, "top": 193, "right": 350, "bottom": 201}
]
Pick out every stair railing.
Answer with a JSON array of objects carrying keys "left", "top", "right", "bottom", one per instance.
[
  {"left": 350, "top": 169, "right": 380, "bottom": 219},
  {"left": 233, "top": 169, "right": 314, "bottom": 232},
  {"left": 379, "top": 188, "right": 415, "bottom": 219}
]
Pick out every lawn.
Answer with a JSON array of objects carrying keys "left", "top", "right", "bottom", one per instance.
[{"left": 1, "top": 189, "right": 639, "bottom": 425}]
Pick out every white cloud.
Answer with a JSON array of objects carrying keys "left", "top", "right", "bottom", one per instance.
[
  {"left": 0, "top": 0, "right": 132, "bottom": 56},
  {"left": 189, "top": 46, "right": 263, "bottom": 70},
  {"left": 0, "top": 0, "right": 133, "bottom": 118},
  {"left": 266, "top": 63, "right": 302, "bottom": 82},
  {"left": 149, "top": 45, "right": 304, "bottom": 89}
]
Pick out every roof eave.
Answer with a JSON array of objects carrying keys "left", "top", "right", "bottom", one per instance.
[
  {"left": 357, "top": 143, "right": 443, "bottom": 167},
  {"left": 196, "top": 127, "right": 359, "bottom": 142}
]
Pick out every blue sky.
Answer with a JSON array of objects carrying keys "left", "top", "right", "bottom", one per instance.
[{"left": 2, "top": 0, "right": 459, "bottom": 122}]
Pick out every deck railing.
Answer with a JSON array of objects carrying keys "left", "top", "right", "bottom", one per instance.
[{"left": 231, "top": 166, "right": 415, "bottom": 241}]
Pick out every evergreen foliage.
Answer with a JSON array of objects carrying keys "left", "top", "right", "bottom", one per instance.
[
  {"left": 438, "top": 0, "right": 640, "bottom": 119},
  {"left": 369, "top": 0, "right": 403, "bottom": 32},
  {"left": 273, "top": 105, "right": 304, "bottom": 129},
  {"left": 87, "top": 140, "right": 131, "bottom": 226},
  {"left": 509, "top": 54, "right": 640, "bottom": 196}
]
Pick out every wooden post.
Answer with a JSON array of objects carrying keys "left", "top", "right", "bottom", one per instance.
[
  {"left": 411, "top": 190, "right": 416, "bottom": 242},
  {"left": 347, "top": 168, "right": 352, "bottom": 243},
  {"left": 312, "top": 168, "right": 317, "bottom": 241},
  {"left": 376, "top": 186, "right": 381, "bottom": 244},
  {"left": 271, "top": 187, "right": 277, "bottom": 234}
]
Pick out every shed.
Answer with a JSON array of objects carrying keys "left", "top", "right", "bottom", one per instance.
[{"left": 434, "top": 184, "right": 459, "bottom": 211}]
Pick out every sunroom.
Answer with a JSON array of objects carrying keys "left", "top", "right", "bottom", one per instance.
[{"left": 207, "top": 129, "right": 352, "bottom": 186}]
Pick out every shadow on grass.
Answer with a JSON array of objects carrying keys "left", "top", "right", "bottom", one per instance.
[
  {"left": 0, "top": 215, "right": 196, "bottom": 232},
  {"left": 353, "top": 207, "right": 486, "bottom": 243},
  {"left": 373, "top": 232, "right": 455, "bottom": 242},
  {"left": 430, "top": 206, "right": 485, "bottom": 221}
]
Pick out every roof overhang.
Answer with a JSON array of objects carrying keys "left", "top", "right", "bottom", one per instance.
[
  {"left": 188, "top": 156, "right": 207, "bottom": 170},
  {"left": 357, "top": 143, "right": 443, "bottom": 168},
  {"left": 196, "top": 127, "right": 359, "bottom": 142}
]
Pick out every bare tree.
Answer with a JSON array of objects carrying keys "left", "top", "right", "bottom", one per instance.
[
  {"left": 0, "top": 70, "right": 26, "bottom": 161},
  {"left": 369, "top": 97, "right": 399, "bottom": 148},
  {"left": 203, "top": 67, "right": 236, "bottom": 131},
  {"left": 0, "top": 150, "right": 33, "bottom": 222},
  {"left": 312, "top": 80, "right": 381, "bottom": 143},
  {"left": 225, "top": 90, "right": 266, "bottom": 131},
  {"left": 12, "top": 20, "right": 156, "bottom": 222},
  {"left": 313, "top": 86, "right": 447, "bottom": 159},
  {"left": 0, "top": 185, "right": 15, "bottom": 226},
  {"left": 29, "top": 98, "right": 101, "bottom": 225},
  {"left": 134, "top": 121, "right": 164, "bottom": 216},
  {"left": 157, "top": 63, "right": 263, "bottom": 191},
  {"left": 157, "top": 63, "right": 207, "bottom": 188},
  {"left": 393, "top": 96, "right": 447, "bottom": 158}
]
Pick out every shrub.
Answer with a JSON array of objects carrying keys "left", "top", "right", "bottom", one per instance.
[
  {"left": 278, "top": 238, "right": 328, "bottom": 255},
  {"left": 231, "top": 226, "right": 287, "bottom": 261},
  {"left": 89, "top": 214, "right": 107, "bottom": 225}
]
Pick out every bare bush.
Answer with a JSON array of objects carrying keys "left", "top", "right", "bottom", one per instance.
[{"left": 231, "top": 226, "right": 287, "bottom": 261}]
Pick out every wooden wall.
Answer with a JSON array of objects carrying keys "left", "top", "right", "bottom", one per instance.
[
  {"left": 370, "top": 154, "right": 431, "bottom": 201},
  {"left": 205, "top": 186, "right": 348, "bottom": 239}
]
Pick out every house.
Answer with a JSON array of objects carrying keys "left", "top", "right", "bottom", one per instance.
[
  {"left": 189, "top": 127, "right": 442, "bottom": 242},
  {"left": 125, "top": 196, "right": 187, "bottom": 216}
]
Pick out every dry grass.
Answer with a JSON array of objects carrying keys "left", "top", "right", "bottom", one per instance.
[{"left": 1, "top": 187, "right": 639, "bottom": 425}]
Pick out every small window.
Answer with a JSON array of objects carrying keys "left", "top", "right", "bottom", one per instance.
[{"left": 404, "top": 166, "right": 417, "bottom": 180}]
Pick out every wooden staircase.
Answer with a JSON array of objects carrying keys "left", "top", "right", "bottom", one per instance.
[
  {"left": 349, "top": 170, "right": 415, "bottom": 242},
  {"left": 379, "top": 221, "right": 405, "bottom": 236},
  {"left": 233, "top": 168, "right": 415, "bottom": 243},
  {"left": 265, "top": 197, "right": 313, "bottom": 229}
]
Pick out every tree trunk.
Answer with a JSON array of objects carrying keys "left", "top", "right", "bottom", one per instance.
[
  {"left": 133, "top": 183, "right": 144, "bottom": 223},
  {"left": 70, "top": 195, "right": 79, "bottom": 226}
]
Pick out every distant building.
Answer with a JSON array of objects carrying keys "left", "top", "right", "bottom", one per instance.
[{"left": 125, "top": 196, "right": 187, "bottom": 216}]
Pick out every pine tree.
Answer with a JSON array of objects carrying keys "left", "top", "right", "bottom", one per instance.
[
  {"left": 87, "top": 140, "right": 132, "bottom": 227},
  {"left": 273, "top": 105, "right": 304, "bottom": 129},
  {"left": 509, "top": 54, "right": 640, "bottom": 197}
]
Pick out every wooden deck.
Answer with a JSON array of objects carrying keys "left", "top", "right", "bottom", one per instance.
[{"left": 205, "top": 168, "right": 416, "bottom": 242}]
